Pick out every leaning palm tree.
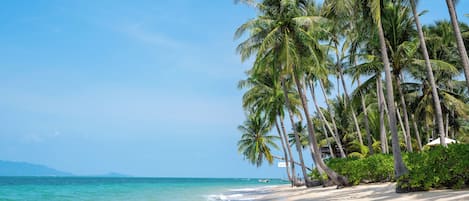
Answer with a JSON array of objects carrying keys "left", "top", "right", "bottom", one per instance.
[
  {"left": 237, "top": 112, "right": 279, "bottom": 167},
  {"left": 364, "top": 0, "right": 409, "bottom": 183},
  {"left": 407, "top": 0, "right": 446, "bottom": 146},
  {"left": 445, "top": 0, "right": 469, "bottom": 91},
  {"left": 239, "top": 69, "right": 302, "bottom": 185},
  {"left": 236, "top": 0, "right": 349, "bottom": 187}
]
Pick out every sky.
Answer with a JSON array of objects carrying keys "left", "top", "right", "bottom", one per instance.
[{"left": 0, "top": 1, "right": 467, "bottom": 178}]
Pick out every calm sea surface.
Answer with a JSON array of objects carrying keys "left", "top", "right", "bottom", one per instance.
[{"left": 0, "top": 177, "right": 287, "bottom": 201}]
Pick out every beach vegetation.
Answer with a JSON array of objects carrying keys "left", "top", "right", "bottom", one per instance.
[
  {"left": 235, "top": 0, "right": 469, "bottom": 192},
  {"left": 313, "top": 144, "right": 469, "bottom": 189}
]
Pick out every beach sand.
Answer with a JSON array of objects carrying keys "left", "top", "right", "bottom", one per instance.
[{"left": 239, "top": 182, "right": 469, "bottom": 201}]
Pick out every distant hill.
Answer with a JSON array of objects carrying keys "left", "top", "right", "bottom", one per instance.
[{"left": 0, "top": 160, "right": 73, "bottom": 176}]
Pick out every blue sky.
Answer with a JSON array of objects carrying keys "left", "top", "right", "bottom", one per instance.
[{"left": 0, "top": 1, "right": 467, "bottom": 178}]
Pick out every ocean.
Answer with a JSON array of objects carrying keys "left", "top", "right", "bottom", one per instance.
[{"left": 0, "top": 177, "right": 288, "bottom": 201}]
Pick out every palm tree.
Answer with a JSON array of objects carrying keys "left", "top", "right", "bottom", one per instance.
[
  {"left": 236, "top": 0, "right": 349, "bottom": 187},
  {"left": 366, "top": 0, "right": 409, "bottom": 181},
  {"left": 407, "top": 0, "right": 446, "bottom": 146},
  {"left": 445, "top": 0, "right": 469, "bottom": 90},
  {"left": 237, "top": 112, "right": 279, "bottom": 167},
  {"left": 238, "top": 70, "right": 301, "bottom": 185}
]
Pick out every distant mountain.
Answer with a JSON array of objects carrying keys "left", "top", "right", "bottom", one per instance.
[{"left": 0, "top": 160, "right": 73, "bottom": 176}]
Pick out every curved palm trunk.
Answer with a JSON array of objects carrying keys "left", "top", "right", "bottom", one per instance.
[
  {"left": 319, "top": 80, "right": 346, "bottom": 157},
  {"left": 377, "top": 20, "right": 408, "bottom": 179},
  {"left": 292, "top": 72, "right": 349, "bottom": 187},
  {"left": 396, "top": 77, "right": 413, "bottom": 152},
  {"left": 411, "top": 0, "right": 446, "bottom": 148},
  {"left": 446, "top": 0, "right": 469, "bottom": 95},
  {"left": 377, "top": 74, "right": 388, "bottom": 153},
  {"left": 310, "top": 81, "right": 346, "bottom": 158},
  {"left": 338, "top": 60, "right": 363, "bottom": 145},
  {"left": 396, "top": 102, "right": 409, "bottom": 151},
  {"left": 322, "top": 122, "right": 335, "bottom": 158},
  {"left": 411, "top": 114, "right": 423, "bottom": 151},
  {"left": 279, "top": 116, "right": 298, "bottom": 185},
  {"left": 281, "top": 78, "right": 310, "bottom": 186},
  {"left": 274, "top": 118, "right": 293, "bottom": 185},
  {"left": 358, "top": 79, "right": 374, "bottom": 155}
]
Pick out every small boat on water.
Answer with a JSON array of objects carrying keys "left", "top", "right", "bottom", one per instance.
[{"left": 258, "top": 179, "right": 270, "bottom": 183}]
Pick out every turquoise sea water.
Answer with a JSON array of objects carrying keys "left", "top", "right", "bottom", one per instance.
[{"left": 0, "top": 177, "right": 287, "bottom": 201}]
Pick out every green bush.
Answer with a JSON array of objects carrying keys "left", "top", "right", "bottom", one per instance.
[
  {"left": 398, "top": 143, "right": 469, "bottom": 190},
  {"left": 318, "top": 144, "right": 469, "bottom": 190},
  {"left": 324, "top": 154, "right": 394, "bottom": 185}
]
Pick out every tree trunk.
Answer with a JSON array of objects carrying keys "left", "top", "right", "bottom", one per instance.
[
  {"left": 337, "top": 60, "right": 363, "bottom": 145},
  {"left": 358, "top": 79, "right": 374, "bottom": 155},
  {"left": 395, "top": 102, "right": 408, "bottom": 150},
  {"left": 322, "top": 122, "right": 335, "bottom": 158},
  {"left": 411, "top": 114, "right": 423, "bottom": 151},
  {"left": 446, "top": 0, "right": 469, "bottom": 94},
  {"left": 311, "top": 81, "right": 346, "bottom": 158},
  {"left": 451, "top": 110, "right": 455, "bottom": 139},
  {"left": 292, "top": 72, "right": 349, "bottom": 187},
  {"left": 279, "top": 116, "right": 299, "bottom": 185},
  {"left": 412, "top": 0, "right": 447, "bottom": 147},
  {"left": 275, "top": 118, "right": 293, "bottom": 185},
  {"left": 281, "top": 78, "right": 310, "bottom": 186},
  {"left": 319, "top": 80, "right": 346, "bottom": 157},
  {"left": 445, "top": 113, "right": 449, "bottom": 138},
  {"left": 377, "top": 74, "right": 388, "bottom": 154},
  {"left": 396, "top": 77, "right": 413, "bottom": 152},
  {"left": 377, "top": 20, "right": 408, "bottom": 178}
]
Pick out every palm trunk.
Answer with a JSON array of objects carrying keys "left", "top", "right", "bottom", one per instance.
[
  {"left": 445, "top": 0, "right": 469, "bottom": 94},
  {"left": 292, "top": 72, "right": 349, "bottom": 187},
  {"left": 311, "top": 81, "right": 346, "bottom": 158},
  {"left": 337, "top": 58, "right": 363, "bottom": 145},
  {"left": 281, "top": 78, "right": 310, "bottom": 186},
  {"left": 396, "top": 77, "right": 413, "bottom": 152},
  {"left": 411, "top": 114, "right": 423, "bottom": 151},
  {"left": 275, "top": 118, "right": 293, "bottom": 185},
  {"left": 377, "top": 74, "right": 388, "bottom": 154},
  {"left": 445, "top": 113, "right": 449, "bottom": 138},
  {"left": 358, "top": 79, "right": 374, "bottom": 155},
  {"left": 377, "top": 20, "right": 408, "bottom": 179},
  {"left": 395, "top": 102, "right": 408, "bottom": 151},
  {"left": 319, "top": 80, "right": 346, "bottom": 157},
  {"left": 411, "top": 0, "right": 446, "bottom": 147},
  {"left": 451, "top": 110, "right": 455, "bottom": 139},
  {"left": 279, "top": 115, "right": 299, "bottom": 185},
  {"left": 322, "top": 122, "right": 335, "bottom": 158}
]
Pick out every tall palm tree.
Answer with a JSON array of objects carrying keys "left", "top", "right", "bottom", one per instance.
[
  {"left": 322, "top": 0, "right": 365, "bottom": 146},
  {"left": 366, "top": 0, "right": 409, "bottom": 181},
  {"left": 237, "top": 113, "right": 279, "bottom": 167},
  {"left": 236, "top": 0, "right": 349, "bottom": 187},
  {"left": 445, "top": 0, "right": 469, "bottom": 90},
  {"left": 408, "top": 0, "right": 446, "bottom": 146},
  {"left": 238, "top": 70, "right": 301, "bottom": 185}
]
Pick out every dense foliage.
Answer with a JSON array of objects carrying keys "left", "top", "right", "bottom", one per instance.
[
  {"left": 313, "top": 144, "right": 469, "bottom": 189},
  {"left": 235, "top": 0, "right": 469, "bottom": 190},
  {"left": 399, "top": 144, "right": 469, "bottom": 190}
]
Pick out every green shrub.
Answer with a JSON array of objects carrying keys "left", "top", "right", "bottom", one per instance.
[
  {"left": 399, "top": 143, "right": 469, "bottom": 190},
  {"left": 320, "top": 144, "right": 469, "bottom": 190},
  {"left": 325, "top": 154, "right": 394, "bottom": 185}
]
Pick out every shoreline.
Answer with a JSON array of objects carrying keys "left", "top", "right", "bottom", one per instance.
[{"left": 228, "top": 182, "right": 469, "bottom": 201}]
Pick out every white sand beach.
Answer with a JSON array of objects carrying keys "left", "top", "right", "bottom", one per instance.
[{"left": 240, "top": 183, "right": 469, "bottom": 201}]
